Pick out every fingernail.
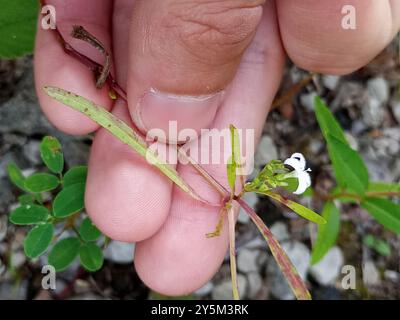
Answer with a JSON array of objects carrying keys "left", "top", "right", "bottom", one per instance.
[{"left": 133, "top": 88, "right": 224, "bottom": 144}]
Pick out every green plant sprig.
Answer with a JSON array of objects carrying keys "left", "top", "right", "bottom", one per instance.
[{"left": 7, "top": 136, "right": 104, "bottom": 273}]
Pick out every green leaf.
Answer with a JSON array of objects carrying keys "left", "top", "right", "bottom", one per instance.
[
  {"left": 9, "top": 204, "right": 50, "bottom": 225},
  {"left": 227, "top": 157, "right": 236, "bottom": 195},
  {"left": 7, "top": 162, "right": 27, "bottom": 191},
  {"left": 326, "top": 134, "right": 369, "bottom": 195},
  {"left": 363, "top": 235, "right": 391, "bottom": 257},
  {"left": 257, "top": 191, "right": 326, "bottom": 225},
  {"left": 24, "top": 223, "right": 54, "bottom": 258},
  {"left": 63, "top": 166, "right": 88, "bottom": 187},
  {"left": 361, "top": 198, "right": 400, "bottom": 234},
  {"left": 238, "top": 199, "right": 311, "bottom": 300},
  {"left": 18, "top": 194, "right": 35, "bottom": 205},
  {"left": 79, "top": 243, "right": 104, "bottom": 272},
  {"left": 0, "top": 0, "right": 39, "bottom": 58},
  {"left": 79, "top": 217, "right": 101, "bottom": 242},
  {"left": 43, "top": 87, "right": 207, "bottom": 204},
  {"left": 48, "top": 237, "right": 81, "bottom": 272},
  {"left": 53, "top": 183, "right": 85, "bottom": 218},
  {"left": 40, "top": 136, "right": 64, "bottom": 174},
  {"left": 314, "top": 96, "right": 348, "bottom": 145},
  {"left": 367, "top": 182, "right": 400, "bottom": 197},
  {"left": 24, "top": 173, "right": 59, "bottom": 193},
  {"left": 311, "top": 202, "right": 341, "bottom": 265}
]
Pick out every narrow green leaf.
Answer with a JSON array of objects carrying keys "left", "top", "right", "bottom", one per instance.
[
  {"left": 48, "top": 237, "right": 81, "bottom": 272},
  {"left": 63, "top": 166, "right": 88, "bottom": 187},
  {"left": 9, "top": 204, "right": 50, "bottom": 225},
  {"left": 18, "top": 194, "right": 35, "bottom": 205},
  {"left": 79, "top": 217, "right": 101, "bottom": 242},
  {"left": 327, "top": 134, "right": 369, "bottom": 195},
  {"left": 238, "top": 199, "right": 311, "bottom": 300},
  {"left": 24, "top": 223, "right": 54, "bottom": 258},
  {"left": 0, "top": 0, "right": 39, "bottom": 58},
  {"left": 79, "top": 243, "right": 104, "bottom": 272},
  {"left": 53, "top": 183, "right": 85, "bottom": 218},
  {"left": 367, "top": 182, "right": 400, "bottom": 197},
  {"left": 40, "top": 136, "right": 64, "bottom": 174},
  {"left": 227, "top": 157, "right": 236, "bottom": 195},
  {"left": 24, "top": 173, "right": 59, "bottom": 193},
  {"left": 257, "top": 191, "right": 326, "bottom": 225},
  {"left": 311, "top": 202, "right": 341, "bottom": 265},
  {"left": 361, "top": 198, "right": 400, "bottom": 234},
  {"left": 7, "top": 162, "right": 27, "bottom": 191},
  {"left": 314, "top": 96, "right": 348, "bottom": 144},
  {"left": 43, "top": 87, "right": 207, "bottom": 204}
]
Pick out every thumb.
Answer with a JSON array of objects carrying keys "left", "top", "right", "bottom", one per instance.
[{"left": 127, "top": 0, "right": 265, "bottom": 143}]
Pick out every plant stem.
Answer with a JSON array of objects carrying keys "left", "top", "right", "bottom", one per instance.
[
  {"left": 317, "top": 190, "right": 400, "bottom": 202},
  {"left": 227, "top": 205, "right": 239, "bottom": 300}
]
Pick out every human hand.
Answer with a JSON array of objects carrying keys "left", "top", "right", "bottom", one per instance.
[{"left": 34, "top": 0, "right": 400, "bottom": 295}]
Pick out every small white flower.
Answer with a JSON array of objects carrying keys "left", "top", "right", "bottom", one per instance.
[{"left": 284, "top": 153, "right": 311, "bottom": 195}]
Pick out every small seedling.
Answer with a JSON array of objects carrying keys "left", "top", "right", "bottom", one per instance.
[{"left": 7, "top": 136, "right": 105, "bottom": 273}]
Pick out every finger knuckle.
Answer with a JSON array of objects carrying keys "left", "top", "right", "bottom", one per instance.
[{"left": 166, "top": 0, "right": 264, "bottom": 63}]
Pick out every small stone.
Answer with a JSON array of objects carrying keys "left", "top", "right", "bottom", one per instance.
[
  {"left": 0, "top": 280, "right": 28, "bottom": 299},
  {"left": 22, "top": 140, "right": 41, "bottom": 166},
  {"left": 212, "top": 275, "right": 247, "bottom": 300},
  {"left": 310, "top": 247, "right": 344, "bottom": 285},
  {"left": 270, "top": 222, "right": 289, "bottom": 242},
  {"left": 367, "top": 77, "right": 389, "bottom": 104},
  {"left": 238, "top": 192, "right": 258, "bottom": 224},
  {"left": 362, "top": 261, "right": 380, "bottom": 286},
  {"left": 247, "top": 272, "right": 263, "bottom": 299},
  {"left": 300, "top": 92, "right": 318, "bottom": 112},
  {"left": 392, "top": 101, "right": 400, "bottom": 124},
  {"left": 104, "top": 241, "right": 135, "bottom": 264},
  {"left": 322, "top": 75, "right": 340, "bottom": 91},
  {"left": 384, "top": 270, "right": 400, "bottom": 282},
  {"left": 362, "top": 97, "right": 385, "bottom": 128},
  {"left": 194, "top": 281, "right": 214, "bottom": 297},
  {"left": 0, "top": 215, "right": 7, "bottom": 242},
  {"left": 11, "top": 251, "right": 26, "bottom": 269},
  {"left": 254, "top": 135, "right": 278, "bottom": 167},
  {"left": 237, "top": 248, "right": 260, "bottom": 273}
]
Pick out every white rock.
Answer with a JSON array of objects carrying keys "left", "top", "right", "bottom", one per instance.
[
  {"left": 237, "top": 248, "right": 259, "bottom": 273},
  {"left": 270, "top": 222, "right": 289, "bottom": 242},
  {"left": 310, "top": 247, "right": 344, "bottom": 285},
  {"left": 194, "top": 281, "right": 214, "bottom": 297},
  {"left": 392, "top": 101, "right": 400, "bottom": 124},
  {"left": 362, "top": 97, "right": 385, "bottom": 128},
  {"left": 104, "top": 241, "right": 135, "bottom": 264},
  {"left": 362, "top": 261, "right": 380, "bottom": 286},
  {"left": 212, "top": 275, "right": 247, "bottom": 300},
  {"left": 254, "top": 135, "right": 278, "bottom": 167},
  {"left": 322, "top": 75, "right": 340, "bottom": 91},
  {"left": 0, "top": 215, "right": 7, "bottom": 242},
  {"left": 267, "top": 241, "right": 310, "bottom": 300},
  {"left": 247, "top": 272, "right": 263, "bottom": 298},
  {"left": 11, "top": 251, "right": 26, "bottom": 269},
  {"left": 384, "top": 270, "right": 400, "bottom": 282},
  {"left": 22, "top": 140, "right": 41, "bottom": 166},
  {"left": 238, "top": 192, "right": 258, "bottom": 224},
  {"left": 300, "top": 92, "right": 318, "bottom": 112},
  {"left": 367, "top": 77, "right": 389, "bottom": 104}
]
